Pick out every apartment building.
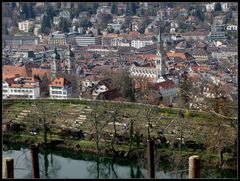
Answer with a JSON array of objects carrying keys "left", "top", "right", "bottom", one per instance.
[
  {"left": 48, "top": 32, "right": 68, "bottom": 46},
  {"left": 18, "top": 20, "right": 34, "bottom": 32},
  {"left": 107, "top": 23, "right": 122, "bottom": 31},
  {"left": 181, "top": 32, "right": 207, "bottom": 41},
  {"left": 131, "top": 39, "right": 153, "bottom": 49},
  {"left": 154, "top": 79, "right": 177, "bottom": 105},
  {"left": 2, "top": 35, "right": 39, "bottom": 47},
  {"left": 75, "top": 35, "right": 102, "bottom": 47},
  {"left": 3, "top": 76, "right": 40, "bottom": 99},
  {"left": 49, "top": 77, "right": 72, "bottom": 99},
  {"left": 209, "top": 25, "right": 227, "bottom": 40}
]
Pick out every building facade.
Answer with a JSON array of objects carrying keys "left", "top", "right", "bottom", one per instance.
[
  {"left": 49, "top": 77, "right": 72, "bottom": 99},
  {"left": 75, "top": 35, "right": 102, "bottom": 47},
  {"left": 18, "top": 20, "right": 34, "bottom": 32},
  {"left": 131, "top": 40, "right": 153, "bottom": 49},
  {"left": 3, "top": 76, "right": 40, "bottom": 99}
]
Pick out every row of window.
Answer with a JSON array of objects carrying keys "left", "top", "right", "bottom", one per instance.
[
  {"left": 51, "top": 96, "right": 67, "bottom": 99},
  {"left": 8, "top": 89, "right": 33, "bottom": 93},
  {"left": 51, "top": 91, "right": 64, "bottom": 95}
]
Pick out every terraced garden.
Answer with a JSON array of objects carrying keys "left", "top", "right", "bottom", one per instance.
[{"left": 3, "top": 99, "right": 207, "bottom": 139}]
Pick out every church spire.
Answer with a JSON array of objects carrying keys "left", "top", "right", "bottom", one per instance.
[{"left": 157, "top": 26, "right": 163, "bottom": 53}]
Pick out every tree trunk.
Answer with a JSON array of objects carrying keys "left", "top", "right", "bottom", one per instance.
[
  {"left": 220, "top": 149, "right": 224, "bottom": 168},
  {"left": 43, "top": 116, "right": 47, "bottom": 145},
  {"left": 129, "top": 120, "right": 133, "bottom": 153}
]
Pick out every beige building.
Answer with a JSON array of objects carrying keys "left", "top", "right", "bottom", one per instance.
[
  {"left": 181, "top": 32, "right": 207, "bottom": 41},
  {"left": 18, "top": 20, "right": 34, "bottom": 33}
]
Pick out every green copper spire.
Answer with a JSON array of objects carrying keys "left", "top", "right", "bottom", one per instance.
[{"left": 52, "top": 46, "right": 60, "bottom": 60}]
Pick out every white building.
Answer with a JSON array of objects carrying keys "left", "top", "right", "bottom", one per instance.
[
  {"left": 226, "top": 25, "right": 238, "bottom": 31},
  {"left": 75, "top": 35, "right": 102, "bottom": 47},
  {"left": 221, "top": 2, "right": 229, "bottom": 12},
  {"left": 171, "top": 34, "right": 184, "bottom": 41},
  {"left": 34, "top": 24, "right": 41, "bottom": 36},
  {"left": 107, "top": 23, "right": 122, "bottom": 31},
  {"left": 205, "top": 3, "right": 216, "bottom": 12},
  {"left": 110, "top": 37, "right": 130, "bottom": 47},
  {"left": 53, "top": 16, "right": 61, "bottom": 26},
  {"left": 91, "top": 79, "right": 112, "bottom": 98},
  {"left": 212, "top": 50, "right": 238, "bottom": 59},
  {"left": 131, "top": 40, "right": 153, "bottom": 49},
  {"left": 18, "top": 20, "right": 34, "bottom": 33},
  {"left": 49, "top": 77, "right": 72, "bottom": 99},
  {"left": 59, "top": 11, "right": 70, "bottom": 20},
  {"left": 3, "top": 76, "right": 40, "bottom": 99},
  {"left": 155, "top": 79, "right": 177, "bottom": 104}
]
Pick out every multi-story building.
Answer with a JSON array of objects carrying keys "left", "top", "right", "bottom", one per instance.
[
  {"left": 111, "top": 37, "right": 130, "bottom": 47},
  {"left": 154, "top": 79, "right": 177, "bottom": 105},
  {"left": 131, "top": 39, "right": 153, "bottom": 49},
  {"left": 53, "top": 16, "right": 61, "bottom": 26},
  {"left": 226, "top": 25, "right": 238, "bottom": 31},
  {"left": 209, "top": 25, "right": 227, "bottom": 41},
  {"left": 75, "top": 35, "right": 102, "bottom": 47},
  {"left": 205, "top": 3, "right": 216, "bottom": 12},
  {"left": 221, "top": 2, "right": 229, "bottom": 12},
  {"left": 59, "top": 10, "right": 71, "bottom": 20},
  {"left": 107, "top": 23, "right": 122, "bottom": 31},
  {"left": 3, "top": 76, "right": 40, "bottom": 99},
  {"left": 2, "top": 35, "right": 39, "bottom": 47},
  {"left": 181, "top": 32, "right": 207, "bottom": 41},
  {"left": 212, "top": 50, "right": 238, "bottom": 59},
  {"left": 49, "top": 77, "right": 72, "bottom": 99},
  {"left": 48, "top": 32, "right": 68, "bottom": 46},
  {"left": 34, "top": 24, "right": 41, "bottom": 36},
  {"left": 18, "top": 20, "right": 34, "bottom": 33}
]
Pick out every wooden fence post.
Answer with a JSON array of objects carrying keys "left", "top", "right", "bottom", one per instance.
[
  {"left": 189, "top": 155, "right": 200, "bottom": 178},
  {"left": 147, "top": 139, "right": 155, "bottom": 178},
  {"left": 30, "top": 145, "right": 40, "bottom": 178},
  {"left": 2, "top": 157, "right": 14, "bottom": 178}
]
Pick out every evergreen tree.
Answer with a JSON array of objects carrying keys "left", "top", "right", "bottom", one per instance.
[
  {"left": 178, "top": 73, "right": 191, "bottom": 109},
  {"left": 27, "top": 3, "right": 35, "bottom": 19},
  {"left": 130, "top": 2, "right": 137, "bottom": 15},
  {"left": 214, "top": 3, "right": 222, "bottom": 12},
  {"left": 92, "top": 3, "right": 99, "bottom": 14},
  {"left": 11, "top": 2, "right": 16, "bottom": 9},
  {"left": 59, "top": 17, "right": 69, "bottom": 33},
  {"left": 21, "top": 3, "right": 28, "bottom": 20},
  {"left": 111, "top": 3, "right": 118, "bottom": 15},
  {"left": 194, "top": 6, "right": 204, "bottom": 22},
  {"left": 45, "top": 4, "right": 55, "bottom": 22},
  {"left": 40, "top": 15, "right": 51, "bottom": 35}
]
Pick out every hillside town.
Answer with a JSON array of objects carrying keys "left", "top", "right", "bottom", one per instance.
[{"left": 2, "top": 2, "right": 238, "bottom": 110}]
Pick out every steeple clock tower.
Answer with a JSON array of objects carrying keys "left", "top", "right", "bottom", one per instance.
[
  {"left": 66, "top": 45, "right": 75, "bottom": 74},
  {"left": 51, "top": 46, "right": 61, "bottom": 79},
  {"left": 154, "top": 27, "right": 165, "bottom": 82}
]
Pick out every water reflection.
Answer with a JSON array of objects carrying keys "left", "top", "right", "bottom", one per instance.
[{"left": 2, "top": 145, "right": 237, "bottom": 179}]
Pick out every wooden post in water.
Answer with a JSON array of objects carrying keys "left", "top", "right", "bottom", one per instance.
[
  {"left": 30, "top": 145, "right": 40, "bottom": 178},
  {"left": 2, "top": 157, "right": 14, "bottom": 178},
  {"left": 189, "top": 155, "right": 200, "bottom": 178},
  {"left": 147, "top": 139, "right": 155, "bottom": 178}
]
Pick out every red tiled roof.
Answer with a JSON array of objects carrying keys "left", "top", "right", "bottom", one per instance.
[
  {"left": 3, "top": 74, "right": 18, "bottom": 80},
  {"left": 49, "top": 77, "right": 71, "bottom": 87},
  {"left": 167, "top": 51, "right": 193, "bottom": 61},
  {"left": 154, "top": 80, "right": 176, "bottom": 90},
  {"left": 3, "top": 65, "right": 29, "bottom": 77},
  {"left": 31, "top": 68, "right": 51, "bottom": 78}
]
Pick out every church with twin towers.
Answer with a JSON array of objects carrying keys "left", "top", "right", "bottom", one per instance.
[{"left": 129, "top": 27, "right": 166, "bottom": 83}]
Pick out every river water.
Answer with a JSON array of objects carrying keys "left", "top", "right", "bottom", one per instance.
[{"left": 2, "top": 145, "right": 237, "bottom": 179}]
